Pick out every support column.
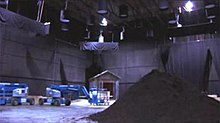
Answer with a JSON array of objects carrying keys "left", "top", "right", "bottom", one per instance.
[{"left": 115, "top": 80, "right": 119, "bottom": 99}]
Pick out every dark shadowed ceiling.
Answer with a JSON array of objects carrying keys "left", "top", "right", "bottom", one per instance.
[{"left": 3, "top": 0, "right": 220, "bottom": 43}]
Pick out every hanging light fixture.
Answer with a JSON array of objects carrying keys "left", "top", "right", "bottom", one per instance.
[
  {"left": 159, "top": 0, "right": 169, "bottom": 10},
  {"left": 98, "top": 30, "right": 104, "bottom": 43},
  {"left": 97, "top": 0, "right": 108, "bottom": 14},
  {"left": 86, "top": 14, "right": 95, "bottom": 26},
  {"left": 84, "top": 27, "right": 90, "bottom": 40},
  {"left": 135, "top": 19, "right": 143, "bottom": 28},
  {"left": 204, "top": 0, "right": 215, "bottom": 9},
  {"left": 205, "top": 7, "right": 217, "bottom": 21},
  {"left": 168, "top": 12, "right": 176, "bottom": 24},
  {"left": 184, "top": 0, "right": 194, "bottom": 12},
  {"left": 119, "top": 4, "right": 128, "bottom": 18},
  {"left": 120, "top": 26, "right": 125, "bottom": 40},
  {"left": 100, "top": 17, "right": 108, "bottom": 26}
]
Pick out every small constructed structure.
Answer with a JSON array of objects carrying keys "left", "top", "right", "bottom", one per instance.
[{"left": 89, "top": 70, "right": 121, "bottom": 99}]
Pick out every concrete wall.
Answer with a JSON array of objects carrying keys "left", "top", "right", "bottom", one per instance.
[
  {"left": 101, "top": 37, "right": 220, "bottom": 96},
  {"left": 101, "top": 41, "right": 160, "bottom": 96},
  {"left": 174, "top": 34, "right": 220, "bottom": 95},
  {"left": 209, "top": 56, "right": 220, "bottom": 95},
  {"left": 0, "top": 24, "right": 91, "bottom": 95}
]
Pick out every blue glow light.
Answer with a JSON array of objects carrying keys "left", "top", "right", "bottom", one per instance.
[{"left": 184, "top": 1, "right": 193, "bottom": 12}]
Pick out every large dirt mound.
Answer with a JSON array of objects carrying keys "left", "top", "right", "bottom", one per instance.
[{"left": 90, "top": 70, "right": 220, "bottom": 123}]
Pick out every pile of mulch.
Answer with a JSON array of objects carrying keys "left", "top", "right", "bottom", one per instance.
[{"left": 89, "top": 70, "right": 220, "bottom": 123}]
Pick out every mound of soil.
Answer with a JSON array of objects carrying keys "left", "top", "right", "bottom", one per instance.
[{"left": 90, "top": 70, "right": 220, "bottom": 123}]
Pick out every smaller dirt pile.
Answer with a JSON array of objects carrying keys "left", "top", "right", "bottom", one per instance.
[{"left": 90, "top": 70, "right": 220, "bottom": 123}]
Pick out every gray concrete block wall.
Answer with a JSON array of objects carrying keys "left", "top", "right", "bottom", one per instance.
[
  {"left": 0, "top": 24, "right": 91, "bottom": 95},
  {"left": 102, "top": 41, "right": 160, "bottom": 96}
]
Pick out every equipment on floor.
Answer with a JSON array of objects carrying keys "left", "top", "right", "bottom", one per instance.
[
  {"left": 79, "top": 86, "right": 109, "bottom": 105},
  {"left": 87, "top": 87, "right": 110, "bottom": 106},
  {"left": 38, "top": 84, "right": 109, "bottom": 106},
  {"left": 38, "top": 84, "right": 81, "bottom": 106},
  {"left": 0, "top": 82, "right": 35, "bottom": 106}
]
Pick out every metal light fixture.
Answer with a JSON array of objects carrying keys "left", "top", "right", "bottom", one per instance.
[
  {"left": 84, "top": 27, "right": 90, "bottom": 40},
  {"left": 86, "top": 14, "right": 95, "bottom": 26},
  {"left": 206, "top": 7, "right": 217, "bottom": 19},
  {"left": 119, "top": 4, "right": 128, "bottom": 18},
  {"left": 135, "top": 19, "right": 143, "bottom": 28},
  {"left": 97, "top": 0, "right": 108, "bottom": 14},
  {"left": 100, "top": 17, "right": 108, "bottom": 26},
  {"left": 168, "top": 12, "right": 176, "bottom": 24},
  {"left": 184, "top": 0, "right": 193, "bottom": 12},
  {"left": 159, "top": 0, "right": 169, "bottom": 10},
  {"left": 204, "top": 0, "right": 215, "bottom": 9},
  {"left": 120, "top": 26, "right": 125, "bottom": 40},
  {"left": 98, "top": 30, "right": 104, "bottom": 43},
  {"left": 43, "top": 22, "right": 50, "bottom": 35}
]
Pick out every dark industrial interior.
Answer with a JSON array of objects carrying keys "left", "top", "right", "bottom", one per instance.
[{"left": 0, "top": 0, "right": 220, "bottom": 123}]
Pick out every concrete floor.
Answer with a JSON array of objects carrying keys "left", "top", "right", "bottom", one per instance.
[{"left": 0, "top": 99, "right": 115, "bottom": 123}]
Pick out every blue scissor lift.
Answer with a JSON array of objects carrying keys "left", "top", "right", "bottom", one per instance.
[{"left": 0, "top": 82, "right": 35, "bottom": 106}]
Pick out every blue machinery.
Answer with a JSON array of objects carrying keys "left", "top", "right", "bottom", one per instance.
[
  {"left": 87, "top": 88, "right": 109, "bottom": 105},
  {"left": 39, "top": 84, "right": 110, "bottom": 106},
  {"left": 0, "top": 83, "right": 109, "bottom": 106},
  {"left": 38, "top": 84, "right": 81, "bottom": 106},
  {"left": 0, "top": 83, "right": 35, "bottom": 106}
]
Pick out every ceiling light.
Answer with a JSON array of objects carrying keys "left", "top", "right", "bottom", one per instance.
[
  {"left": 159, "top": 0, "right": 169, "bottom": 10},
  {"left": 84, "top": 27, "right": 90, "bottom": 40},
  {"left": 44, "top": 22, "right": 50, "bottom": 35},
  {"left": 135, "top": 19, "right": 143, "bottom": 28},
  {"left": 177, "top": 23, "right": 182, "bottom": 27},
  {"left": 119, "top": 4, "right": 128, "bottom": 18},
  {"left": 206, "top": 7, "right": 217, "bottom": 19},
  {"left": 97, "top": 0, "right": 108, "bottom": 14},
  {"left": 120, "top": 26, "right": 125, "bottom": 40},
  {"left": 100, "top": 18, "right": 107, "bottom": 26},
  {"left": 98, "top": 30, "right": 104, "bottom": 43},
  {"left": 86, "top": 15, "right": 95, "bottom": 26},
  {"left": 168, "top": 13, "right": 176, "bottom": 24},
  {"left": 184, "top": 0, "right": 193, "bottom": 12},
  {"left": 204, "top": 0, "right": 215, "bottom": 9}
]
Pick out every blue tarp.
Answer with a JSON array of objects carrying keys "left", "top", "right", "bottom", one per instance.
[
  {"left": 80, "top": 42, "right": 119, "bottom": 51},
  {"left": 0, "top": 7, "right": 48, "bottom": 35}
]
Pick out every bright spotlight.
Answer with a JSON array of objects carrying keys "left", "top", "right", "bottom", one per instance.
[
  {"left": 100, "top": 18, "right": 107, "bottom": 26},
  {"left": 184, "top": 0, "right": 193, "bottom": 12}
]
